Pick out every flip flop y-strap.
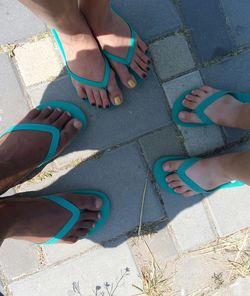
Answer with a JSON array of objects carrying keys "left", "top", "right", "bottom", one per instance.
[
  {"left": 0, "top": 123, "right": 60, "bottom": 167},
  {"left": 177, "top": 157, "right": 244, "bottom": 193},
  {"left": 194, "top": 91, "right": 230, "bottom": 124},
  {"left": 51, "top": 29, "right": 110, "bottom": 88},
  {"left": 41, "top": 195, "right": 80, "bottom": 245},
  {"left": 102, "top": 23, "right": 136, "bottom": 66}
]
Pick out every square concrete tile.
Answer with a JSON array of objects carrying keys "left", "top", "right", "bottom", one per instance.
[
  {"left": 0, "top": 0, "right": 46, "bottom": 44},
  {"left": 9, "top": 242, "right": 141, "bottom": 296},
  {"left": 17, "top": 143, "right": 164, "bottom": 251},
  {"left": 150, "top": 35, "right": 195, "bottom": 81},
  {"left": 0, "top": 54, "right": 29, "bottom": 131},
  {"left": 112, "top": 0, "right": 182, "bottom": 41}
]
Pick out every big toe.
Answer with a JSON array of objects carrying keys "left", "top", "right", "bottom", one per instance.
[{"left": 58, "top": 119, "right": 82, "bottom": 152}]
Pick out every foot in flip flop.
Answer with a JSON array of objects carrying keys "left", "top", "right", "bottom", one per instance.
[
  {"left": 0, "top": 191, "right": 110, "bottom": 244},
  {"left": 52, "top": 14, "right": 123, "bottom": 108},
  {"left": 81, "top": 1, "right": 151, "bottom": 86},
  {"left": 173, "top": 86, "right": 250, "bottom": 128},
  {"left": 0, "top": 104, "right": 85, "bottom": 193},
  {"left": 154, "top": 155, "right": 244, "bottom": 197}
]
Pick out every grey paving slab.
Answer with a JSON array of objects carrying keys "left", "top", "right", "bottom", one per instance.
[
  {"left": 0, "top": 54, "right": 29, "bottom": 131},
  {"left": 9, "top": 242, "right": 141, "bottom": 296},
  {"left": 178, "top": 0, "right": 235, "bottom": 62},
  {"left": 163, "top": 71, "right": 225, "bottom": 155},
  {"left": 221, "top": 0, "right": 250, "bottom": 47},
  {"left": 0, "top": 0, "right": 46, "bottom": 44},
  {"left": 18, "top": 143, "right": 164, "bottom": 253},
  {"left": 139, "top": 126, "right": 185, "bottom": 168},
  {"left": 27, "top": 70, "right": 170, "bottom": 155},
  {"left": 112, "top": 0, "right": 182, "bottom": 42},
  {"left": 150, "top": 35, "right": 195, "bottom": 81},
  {"left": 222, "top": 127, "right": 250, "bottom": 145},
  {"left": 158, "top": 190, "right": 216, "bottom": 251},
  {"left": 205, "top": 185, "right": 250, "bottom": 236},
  {"left": 0, "top": 239, "right": 39, "bottom": 281}
]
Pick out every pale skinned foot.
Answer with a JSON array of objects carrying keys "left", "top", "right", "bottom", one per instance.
[
  {"left": 81, "top": 3, "right": 150, "bottom": 88},
  {"left": 0, "top": 193, "right": 103, "bottom": 244},
  {"left": 179, "top": 85, "right": 246, "bottom": 128},
  {"left": 0, "top": 107, "right": 82, "bottom": 193},
  {"left": 57, "top": 13, "right": 123, "bottom": 108},
  {"left": 162, "top": 155, "right": 233, "bottom": 197}
]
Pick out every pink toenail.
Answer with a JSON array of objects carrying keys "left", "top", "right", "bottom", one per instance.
[{"left": 73, "top": 120, "right": 82, "bottom": 129}]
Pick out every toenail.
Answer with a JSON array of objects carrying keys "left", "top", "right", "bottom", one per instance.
[
  {"left": 56, "top": 108, "right": 62, "bottom": 112},
  {"left": 91, "top": 223, "right": 96, "bottom": 229},
  {"left": 95, "top": 199, "right": 102, "bottom": 209},
  {"left": 82, "top": 97, "right": 87, "bottom": 100},
  {"left": 105, "top": 105, "right": 110, "bottom": 109},
  {"left": 179, "top": 112, "right": 186, "bottom": 119},
  {"left": 146, "top": 67, "right": 150, "bottom": 71},
  {"left": 46, "top": 106, "right": 52, "bottom": 110},
  {"left": 98, "top": 213, "right": 101, "bottom": 219},
  {"left": 97, "top": 105, "right": 102, "bottom": 109},
  {"left": 128, "top": 80, "right": 137, "bottom": 88},
  {"left": 163, "top": 164, "right": 169, "bottom": 171},
  {"left": 66, "top": 111, "right": 71, "bottom": 116},
  {"left": 114, "top": 96, "right": 122, "bottom": 106},
  {"left": 147, "top": 60, "right": 151, "bottom": 64},
  {"left": 142, "top": 73, "right": 147, "bottom": 79},
  {"left": 73, "top": 120, "right": 82, "bottom": 129},
  {"left": 91, "top": 103, "right": 96, "bottom": 106}
]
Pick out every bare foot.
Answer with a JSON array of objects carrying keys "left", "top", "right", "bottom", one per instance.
[
  {"left": 0, "top": 107, "right": 82, "bottom": 193},
  {"left": 0, "top": 193, "right": 103, "bottom": 244},
  {"left": 56, "top": 13, "right": 123, "bottom": 108},
  {"left": 162, "top": 155, "right": 233, "bottom": 197},
  {"left": 82, "top": 2, "right": 151, "bottom": 87},
  {"left": 178, "top": 86, "right": 247, "bottom": 128}
]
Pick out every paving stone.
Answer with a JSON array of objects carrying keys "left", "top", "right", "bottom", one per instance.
[
  {"left": 159, "top": 191, "right": 216, "bottom": 251},
  {"left": 27, "top": 70, "right": 171, "bottom": 154},
  {"left": 139, "top": 126, "right": 185, "bottom": 168},
  {"left": 222, "top": 127, "right": 250, "bottom": 145},
  {"left": 201, "top": 51, "right": 250, "bottom": 92},
  {"left": 9, "top": 242, "right": 141, "bottom": 296},
  {"left": 229, "top": 277, "right": 250, "bottom": 296},
  {"left": 0, "top": 54, "right": 29, "bottom": 131},
  {"left": 163, "top": 71, "right": 225, "bottom": 155},
  {"left": 178, "top": 0, "right": 235, "bottom": 62},
  {"left": 14, "top": 38, "right": 64, "bottom": 86},
  {"left": 17, "top": 143, "right": 164, "bottom": 262},
  {"left": 221, "top": 0, "right": 250, "bottom": 47},
  {"left": 112, "top": 0, "right": 182, "bottom": 42},
  {"left": 0, "top": 239, "right": 40, "bottom": 281},
  {"left": 128, "top": 226, "right": 178, "bottom": 270},
  {"left": 174, "top": 251, "right": 229, "bottom": 295},
  {"left": 206, "top": 185, "right": 250, "bottom": 236},
  {"left": 150, "top": 35, "right": 195, "bottom": 81},
  {"left": 0, "top": 0, "right": 46, "bottom": 44}
]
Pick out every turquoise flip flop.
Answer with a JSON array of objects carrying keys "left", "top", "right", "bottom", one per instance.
[
  {"left": 172, "top": 89, "right": 250, "bottom": 127},
  {"left": 0, "top": 101, "right": 87, "bottom": 168},
  {"left": 39, "top": 189, "right": 110, "bottom": 245},
  {"left": 153, "top": 156, "right": 244, "bottom": 195},
  {"left": 102, "top": 9, "right": 142, "bottom": 82}
]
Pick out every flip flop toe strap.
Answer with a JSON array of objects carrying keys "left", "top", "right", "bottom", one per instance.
[
  {"left": 102, "top": 24, "right": 136, "bottom": 66},
  {"left": 0, "top": 123, "right": 60, "bottom": 167},
  {"left": 195, "top": 91, "right": 230, "bottom": 124},
  {"left": 41, "top": 196, "right": 80, "bottom": 245},
  {"left": 177, "top": 158, "right": 208, "bottom": 193}
]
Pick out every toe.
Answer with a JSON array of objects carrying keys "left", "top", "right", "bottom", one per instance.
[
  {"left": 165, "top": 173, "right": 180, "bottom": 183},
  {"left": 81, "top": 211, "right": 100, "bottom": 222},
  {"left": 182, "top": 99, "right": 198, "bottom": 110},
  {"left": 111, "top": 61, "right": 137, "bottom": 89},
  {"left": 200, "top": 85, "right": 217, "bottom": 93},
  {"left": 26, "top": 108, "right": 41, "bottom": 120},
  {"left": 183, "top": 190, "right": 197, "bottom": 197},
  {"left": 174, "top": 186, "right": 190, "bottom": 194},
  {"left": 46, "top": 108, "right": 64, "bottom": 123},
  {"left": 107, "top": 71, "right": 123, "bottom": 106},
  {"left": 85, "top": 89, "right": 97, "bottom": 107},
  {"left": 53, "top": 111, "right": 72, "bottom": 128},
  {"left": 64, "top": 236, "right": 79, "bottom": 244},
  {"left": 134, "top": 55, "right": 150, "bottom": 72},
  {"left": 191, "top": 89, "right": 206, "bottom": 97},
  {"left": 78, "top": 221, "right": 96, "bottom": 229},
  {"left": 72, "top": 79, "right": 87, "bottom": 99},
  {"left": 163, "top": 160, "right": 185, "bottom": 172},
  {"left": 37, "top": 107, "right": 53, "bottom": 120},
  {"left": 130, "top": 60, "right": 147, "bottom": 79},
  {"left": 168, "top": 180, "right": 184, "bottom": 189},
  {"left": 57, "top": 119, "right": 82, "bottom": 152},
  {"left": 99, "top": 89, "right": 110, "bottom": 108},
  {"left": 74, "top": 228, "right": 89, "bottom": 238},
  {"left": 178, "top": 111, "right": 202, "bottom": 123},
  {"left": 92, "top": 89, "right": 104, "bottom": 108},
  {"left": 185, "top": 94, "right": 201, "bottom": 103},
  {"left": 135, "top": 47, "right": 151, "bottom": 64},
  {"left": 137, "top": 37, "right": 148, "bottom": 53}
]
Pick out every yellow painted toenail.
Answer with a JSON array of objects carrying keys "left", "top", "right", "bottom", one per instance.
[
  {"left": 114, "top": 96, "right": 122, "bottom": 106},
  {"left": 128, "top": 80, "right": 137, "bottom": 88}
]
